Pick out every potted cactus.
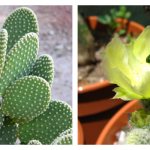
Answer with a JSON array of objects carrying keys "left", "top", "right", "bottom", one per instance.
[
  {"left": 96, "top": 25, "right": 150, "bottom": 144},
  {"left": 0, "top": 7, "right": 72, "bottom": 145}
]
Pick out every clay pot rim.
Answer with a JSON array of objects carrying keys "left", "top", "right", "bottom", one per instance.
[
  {"left": 78, "top": 120, "right": 84, "bottom": 144},
  {"left": 96, "top": 100, "right": 141, "bottom": 144},
  {"left": 78, "top": 17, "right": 144, "bottom": 94}
]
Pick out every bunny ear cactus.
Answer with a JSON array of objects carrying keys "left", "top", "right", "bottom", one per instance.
[
  {"left": 0, "top": 7, "right": 72, "bottom": 145},
  {"left": 3, "top": 7, "right": 38, "bottom": 52},
  {"left": 2, "top": 76, "right": 51, "bottom": 123},
  {"left": 18, "top": 100, "right": 72, "bottom": 144},
  {"left": 103, "top": 26, "right": 150, "bottom": 100},
  {"left": 0, "top": 29, "right": 8, "bottom": 76},
  {"left": 0, "top": 117, "right": 17, "bottom": 144},
  {"left": 0, "top": 33, "right": 39, "bottom": 96},
  {"left": 0, "top": 108, "right": 4, "bottom": 128},
  {"left": 30, "top": 55, "right": 54, "bottom": 85}
]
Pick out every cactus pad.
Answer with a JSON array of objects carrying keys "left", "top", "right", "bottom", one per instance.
[
  {"left": 0, "top": 29, "right": 8, "bottom": 76},
  {"left": 30, "top": 55, "right": 54, "bottom": 85},
  {"left": 28, "top": 140, "right": 42, "bottom": 145},
  {"left": 51, "top": 128, "right": 72, "bottom": 145},
  {"left": 126, "top": 128, "right": 150, "bottom": 144},
  {"left": 51, "top": 134, "right": 72, "bottom": 145},
  {"left": 3, "top": 7, "right": 38, "bottom": 52},
  {"left": 0, "top": 108, "right": 4, "bottom": 128},
  {"left": 0, "top": 117, "right": 17, "bottom": 144},
  {"left": 0, "top": 33, "right": 39, "bottom": 96},
  {"left": 18, "top": 100, "right": 72, "bottom": 144},
  {"left": 2, "top": 76, "right": 51, "bottom": 123}
]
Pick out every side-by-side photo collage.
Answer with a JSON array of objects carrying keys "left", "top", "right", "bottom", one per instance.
[{"left": 1, "top": 2, "right": 150, "bottom": 148}]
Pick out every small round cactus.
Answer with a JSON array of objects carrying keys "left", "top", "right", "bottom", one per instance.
[
  {"left": 28, "top": 140, "right": 42, "bottom": 145},
  {"left": 126, "top": 128, "right": 150, "bottom": 144},
  {"left": 2, "top": 76, "right": 51, "bottom": 123},
  {"left": 18, "top": 100, "right": 72, "bottom": 144}
]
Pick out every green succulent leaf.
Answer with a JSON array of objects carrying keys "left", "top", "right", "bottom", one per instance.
[
  {"left": 2, "top": 76, "right": 51, "bottom": 123},
  {"left": 18, "top": 100, "right": 72, "bottom": 144},
  {"left": 0, "top": 117, "right": 17, "bottom": 144},
  {"left": 30, "top": 55, "right": 54, "bottom": 85},
  {"left": 0, "top": 32, "right": 39, "bottom": 96},
  {"left": 3, "top": 7, "right": 39, "bottom": 52},
  {"left": 0, "top": 29, "right": 8, "bottom": 77},
  {"left": 103, "top": 26, "right": 150, "bottom": 100}
]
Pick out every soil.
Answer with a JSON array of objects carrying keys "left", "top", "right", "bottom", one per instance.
[
  {"left": 0, "top": 6, "right": 72, "bottom": 105},
  {"left": 78, "top": 31, "right": 132, "bottom": 86}
]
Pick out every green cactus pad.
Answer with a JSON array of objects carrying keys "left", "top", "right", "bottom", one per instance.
[
  {"left": 51, "top": 134, "right": 72, "bottom": 145},
  {"left": 28, "top": 140, "right": 42, "bottom": 145},
  {"left": 3, "top": 7, "right": 38, "bottom": 52},
  {"left": 0, "top": 108, "right": 4, "bottom": 128},
  {"left": 0, "top": 29, "right": 8, "bottom": 76},
  {"left": 30, "top": 55, "right": 54, "bottom": 85},
  {"left": 18, "top": 100, "right": 72, "bottom": 144},
  {"left": 0, "top": 33, "right": 39, "bottom": 96},
  {"left": 59, "top": 128, "right": 72, "bottom": 137},
  {"left": 2, "top": 76, "right": 51, "bottom": 123},
  {"left": 0, "top": 117, "right": 17, "bottom": 144},
  {"left": 126, "top": 128, "right": 150, "bottom": 144}
]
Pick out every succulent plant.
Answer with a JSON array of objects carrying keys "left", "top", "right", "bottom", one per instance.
[
  {"left": 126, "top": 128, "right": 150, "bottom": 144},
  {"left": 103, "top": 24, "right": 150, "bottom": 144},
  {"left": 0, "top": 7, "right": 72, "bottom": 145}
]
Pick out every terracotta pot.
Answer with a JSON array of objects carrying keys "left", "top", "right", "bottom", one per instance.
[
  {"left": 96, "top": 100, "right": 142, "bottom": 144},
  {"left": 78, "top": 120, "right": 84, "bottom": 144}
]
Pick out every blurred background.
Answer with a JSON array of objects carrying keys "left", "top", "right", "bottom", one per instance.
[{"left": 0, "top": 6, "right": 72, "bottom": 105}]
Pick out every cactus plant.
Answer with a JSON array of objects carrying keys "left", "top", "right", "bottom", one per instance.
[
  {"left": 103, "top": 26, "right": 150, "bottom": 144},
  {"left": 126, "top": 128, "right": 150, "bottom": 144},
  {"left": 51, "top": 134, "right": 72, "bottom": 145},
  {"left": 30, "top": 55, "right": 54, "bottom": 85},
  {"left": 0, "top": 29, "right": 8, "bottom": 76},
  {"left": 28, "top": 140, "right": 42, "bottom": 145},
  {"left": 18, "top": 100, "right": 72, "bottom": 144},
  {"left": 0, "top": 7, "right": 72, "bottom": 145}
]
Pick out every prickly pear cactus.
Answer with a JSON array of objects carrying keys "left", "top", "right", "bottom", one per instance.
[
  {"left": 2, "top": 76, "right": 51, "bottom": 123},
  {"left": 51, "top": 128, "right": 72, "bottom": 145},
  {"left": 51, "top": 134, "right": 72, "bottom": 145},
  {"left": 28, "top": 140, "right": 42, "bottom": 145},
  {"left": 0, "top": 7, "right": 72, "bottom": 145},
  {"left": 18, "top": 100, "right": 72, "bottom": 144},
  {"left": 3, "top": 7, "right": 38, "bottom": 52},
  {"left": 30, "top": 55, "right": 54, "bottom": 85},
  {"left": 0, "top": 108, "right": 4, "bottom": 128},
  {"left": 0, "top": 33, "right": 39, "bottom": 96},
  {"left": 0, "top": 117, "right": 17, "bottom": 144},
  {"left": 0, "top": 29, "right": 8, "bottom": 76}
]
